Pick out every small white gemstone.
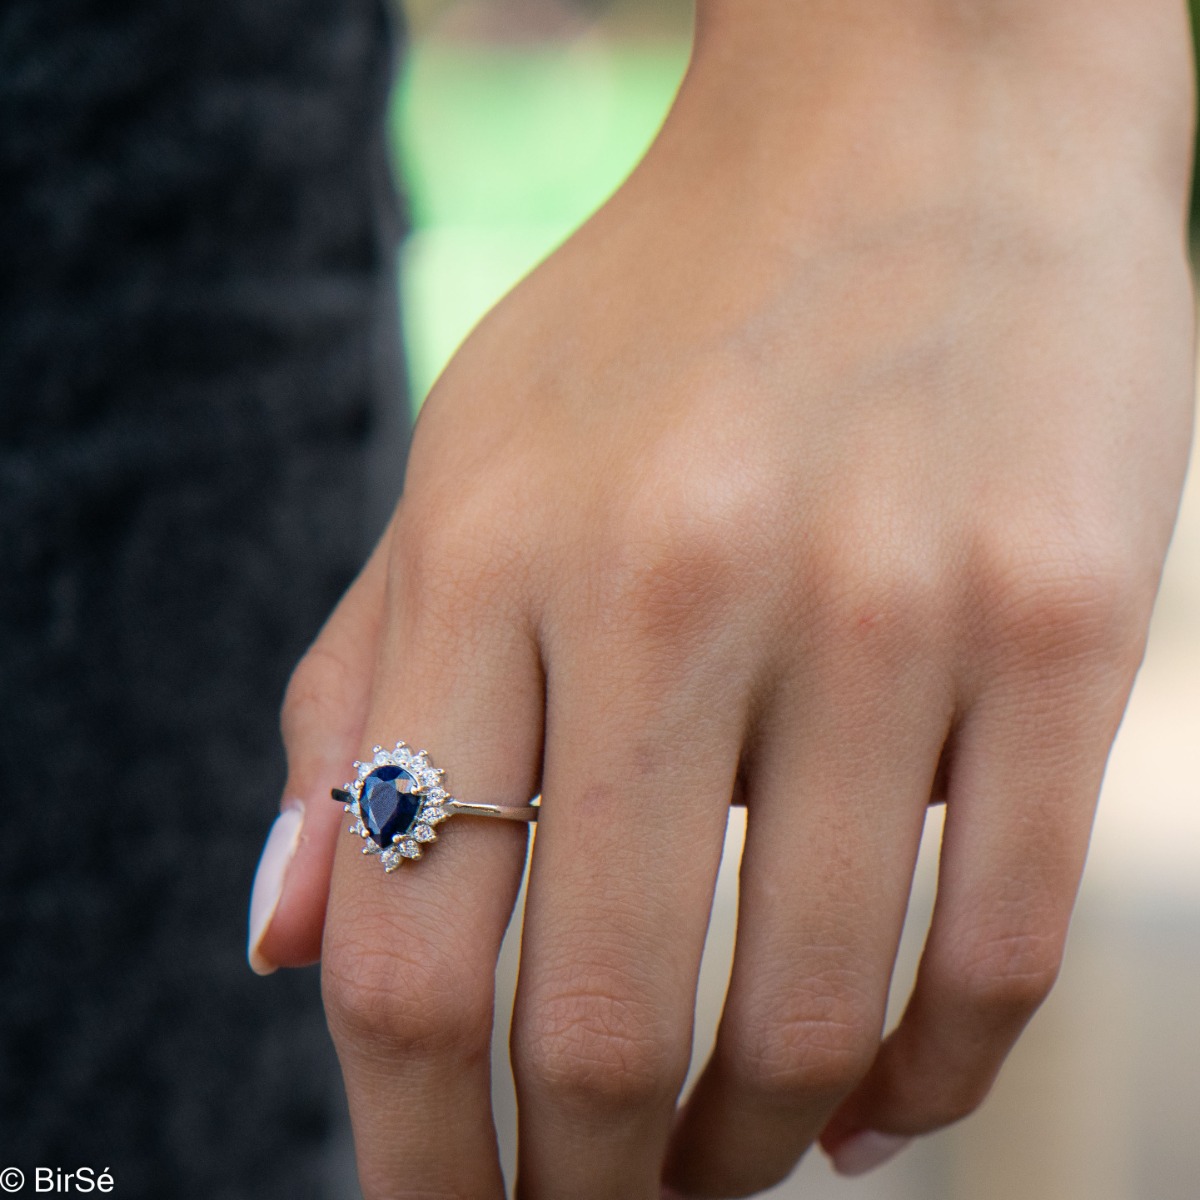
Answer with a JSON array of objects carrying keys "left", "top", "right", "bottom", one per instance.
[
  {"left": 412, "top": 823, "right": 435, "bottom": 843},
  {"left": 419, "top": 769, "right": 441, "bottom": 788},
  {"left": 421, "top": 806, "right": 447, "bottom": 825},
  {"left": 381, "top": 850, "right": 402, "bottom": 871},
  {"left": 357, "top": 761, "right": 372, "bottom": 777},
  {"left": 398, "top": 839, "right": 422, "bottom": 859},
  {"left": 373, "top": 749, "right": 390, "bottom": 766},
  {"left": 425, "top": 787, "right": 446, "bottom": 804}
]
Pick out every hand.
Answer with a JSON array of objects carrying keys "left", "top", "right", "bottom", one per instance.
[{"left": 249, "top": 3, "right": 1195, "bottom": 1195}]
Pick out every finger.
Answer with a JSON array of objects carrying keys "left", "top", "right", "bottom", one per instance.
[
  {"left": 819, "top": 644, "right": 1137, "bottom": 1172},
  {"left": 510, "top": 631, "right": 745, "bottom": 1200},
  {"left": 663, "top": 639, "right": 951, "bottom": 1196},
  {"left": 322, "top": 521, "right": 543, "bottom": 1200},
  {"left": 249, "top": 534, "right": 390, "bottom": 973}
]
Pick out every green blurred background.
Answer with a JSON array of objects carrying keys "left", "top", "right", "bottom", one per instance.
[{"left": 394, "top": 0, "right": 691, "bottom": 406}]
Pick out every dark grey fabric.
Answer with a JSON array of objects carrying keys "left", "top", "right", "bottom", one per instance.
[{"left": 0, "top": 2, "right": 406, "bottom": 1195}]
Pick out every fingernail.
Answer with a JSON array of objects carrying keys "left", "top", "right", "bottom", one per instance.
[
  {"left": 247, "top": 802, "right": 304, "bottom": 976},
  {"left": 829, "top": 1130, "right": 911, "bottom": 1177}
]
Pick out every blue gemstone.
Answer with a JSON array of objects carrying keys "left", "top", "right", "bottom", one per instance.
[{"left": 360, "top": 765, "right": 421, "bottom": 848}]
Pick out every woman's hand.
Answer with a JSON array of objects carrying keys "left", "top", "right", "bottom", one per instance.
[{"left": 249, "top": 2, "right": 1195, "bottom": 1195}]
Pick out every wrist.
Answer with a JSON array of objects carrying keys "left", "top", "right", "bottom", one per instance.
[{"left": 652, "top": 0, "right": 1194, "bottom": 237}]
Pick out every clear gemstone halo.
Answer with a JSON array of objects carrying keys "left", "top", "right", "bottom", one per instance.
[{"left": 335, "top": 742, "right": 455, "bottom": 872}]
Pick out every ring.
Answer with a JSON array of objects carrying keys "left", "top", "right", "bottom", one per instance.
[{"left": 331, "top": 741, "right": 539, "bottom": 871}]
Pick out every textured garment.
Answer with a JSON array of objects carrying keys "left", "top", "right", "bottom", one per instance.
[{"left": 0, "top": 1, "right": 406, "bottom": 1195}]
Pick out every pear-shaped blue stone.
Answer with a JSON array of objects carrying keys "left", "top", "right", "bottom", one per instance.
[{"left": 360, "top": 764, "right": 422, "bottom": 848}]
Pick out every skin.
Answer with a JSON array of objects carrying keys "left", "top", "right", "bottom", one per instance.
[{"left": 253, "top": 1, "right": 1196, "bottom": 1196}]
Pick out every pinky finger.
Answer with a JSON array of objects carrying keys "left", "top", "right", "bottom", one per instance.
[
  {"left": 820, "top": 667, "right": 1133, "bottom": 1174},
  {"left": 248, "top": 533, "right": 390, "bottom": 973}
]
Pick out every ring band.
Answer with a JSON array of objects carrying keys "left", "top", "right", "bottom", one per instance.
[
  {"left": 332, "top": 741, "right": 539, "bottom": 871},
  {"left": 437, "top": 799, "right": 539, "bottom": 822}
]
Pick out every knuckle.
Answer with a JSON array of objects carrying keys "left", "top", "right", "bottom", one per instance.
[
  {"left": 322, "top": 935, "right": 490, "bottom": 1062},
  {"left": 516, "top": 983, "right": 688, "bottom": 1110},
  {"left": 730, "top": 1020, "right": 877, "bottom": 1102},
  {"left": 945, "top": 930, "right": 1062, "bottom": 1022},
  {"left": 721, "top": 988, "right": 879, "bottom": 1102},
  {"left": 974, "top": 530, "right": 1147, "bottom": 667},
  {"left": 596, "top": 461, "right": 776, "bottom": 643},
  {"left": 394, "top": 483, "right": 527, "bottom": 622},
  {"left": 914, "top": 1078, "right": 993, "bottom": 1129},
  {"left": 604, "top": 522, "right": 740, "bottom": 644}
]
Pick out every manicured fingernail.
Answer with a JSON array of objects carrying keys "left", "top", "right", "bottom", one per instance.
[
  {"left": 247, "top": 802, "right": 304, "bottom": 976},
  {"left": 829, "top": 1130, "right": 911, "bottom": 1176}
]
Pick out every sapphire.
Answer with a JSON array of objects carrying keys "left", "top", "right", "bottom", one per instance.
[{"left": 360, "top": 765, "right": 422, "bottom": 848}]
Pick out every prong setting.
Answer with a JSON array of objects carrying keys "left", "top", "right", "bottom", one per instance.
[
  {"left": 335, "top": 741, "right": 456, "bottom": 872},
  {"left": 332, "top": 740, "right": 536, "bottom": 872}
]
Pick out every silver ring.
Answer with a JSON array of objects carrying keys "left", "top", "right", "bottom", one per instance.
[{"left": 332, "top": 741, "right": 539, "bottom": 872}]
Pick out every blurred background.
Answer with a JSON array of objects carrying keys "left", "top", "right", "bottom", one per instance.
[{"left": 392, "top": 1, "right": 1200, "bottom": 1197}]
